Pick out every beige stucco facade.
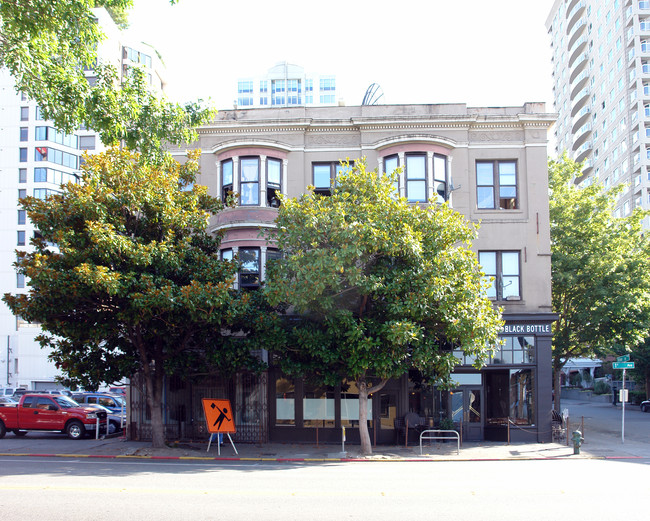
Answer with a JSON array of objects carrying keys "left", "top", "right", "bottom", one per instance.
[{"left": 179, "top": 102, "right": 555, "bottom": 317}]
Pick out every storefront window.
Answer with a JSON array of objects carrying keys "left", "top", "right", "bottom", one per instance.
[
  {"left": 340, "top": 380, "right": 372, "bottom": 427},
  {"left": 303, "top": 384, "right": 335, "bottom": 428},
  {"left": 509, "top": 369, "right": 534, "bottom": 426},
  {"left": 275, "top": 376, "right": 295, "bottom": 426},
  {"left": 492, "top": 336, "right": 535, "bottom": 364}
]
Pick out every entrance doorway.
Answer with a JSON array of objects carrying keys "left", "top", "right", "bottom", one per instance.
[
  {"left": 376, "top": 389, "right": 398, "bottom": 444},
  {"left": 450, "top": 387, "right": 483, "bottom": 441}
]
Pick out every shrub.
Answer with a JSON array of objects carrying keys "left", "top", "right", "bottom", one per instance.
[{"left": 593, "top": 380, "right": 611, "bottom": 395}]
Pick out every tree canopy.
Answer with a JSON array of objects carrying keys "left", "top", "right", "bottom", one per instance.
[
  {"left": 549, "top": 154, "right": 650, "bottom": 409},
  {"left": 0, "top": 0, "right": 210, "bottom": 161},
  {"left": 3, "top": 148, "right": 265, "bottom": 447},
  {"left": 265, "top": 160, "right": 502, "bottom": 454}
]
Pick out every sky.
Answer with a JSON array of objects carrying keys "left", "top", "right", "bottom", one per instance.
[{"left": 127, "top": 0, "right": 557, "bottom": 112}]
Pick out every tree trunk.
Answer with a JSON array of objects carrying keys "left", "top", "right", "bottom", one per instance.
[
  {"left": 358, "top": 380, "right": 372, "bottom": 455},
  {"left": 144, "top": 364, "right": 166, "bottom": 448},
  {"left": 357, "top": 377, "right": 389, "bottom": 456}
]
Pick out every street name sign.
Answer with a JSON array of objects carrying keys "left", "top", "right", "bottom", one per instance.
[
  {"left": 612, "top": 362, "right": 635, "bottom": 369},
  {"left": 616, "top": 355, "right": 630, "bottom": 362}
]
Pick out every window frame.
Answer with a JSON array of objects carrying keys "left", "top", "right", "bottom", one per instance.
[
  {"left": 312, "top": 161, "right": 354, "bottom": 196},
  {"left": 221, "top": 159, "right": 234, "bottom": 203},
  {"left": 267, "top": 158, "right": 282, "bottom": 207},
  {"left": 405, "top": 153, "right": 427, "bottom": 203},
  {"left": 239, "top": 157, "right": 260, "bottom": 206},
  {"left": 478, "top": 250, "right": 521, "bottom": 301},
  {"left": 476, "top": 160, "right": 519, "bottom": 210}
]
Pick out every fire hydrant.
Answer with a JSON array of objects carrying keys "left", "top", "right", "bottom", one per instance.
[{"left": 571, "top": 430, "right": 584, "bottom": 455}]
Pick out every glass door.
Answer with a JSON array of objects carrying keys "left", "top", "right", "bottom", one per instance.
[
  {"left": 449, "top": 387, "right": 483, "bottom": 441},
  {"left": 376, "top": 390, "right": 398, "bottom": 444}
]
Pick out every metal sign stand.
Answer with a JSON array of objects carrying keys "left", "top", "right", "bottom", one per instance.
[{"left": 207, "top": 432, "right": 238, "bottom": 455}]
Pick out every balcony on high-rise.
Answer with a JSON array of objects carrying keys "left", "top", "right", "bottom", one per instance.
[
  {"left": 571, "top": 87, "right": 590, "bottom": 116},
  {"left": 575, "top": 140, "right": 593, "bottom": 163},
  {"left": 568, "top": 17, "right": 587, "bottom": 50},
  {"left": 566, "top": 1, "right": 586, "bottom": 34},
  {"left": 569, "top": 52, "right": 588, "bottom": 83}
]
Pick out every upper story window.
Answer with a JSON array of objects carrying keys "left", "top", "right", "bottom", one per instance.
[
  {"left": 20, "top": 107, "right": 29, "bottom": 121},
  {"left": 260, "top": 81, "right": 268, "bottom": 93},
  {"left": 382, "top": 152, "right": 447, "bottom": 203},
  {"left": 240, "top": 157, "right": 260, "bottom": 206},
  {"left": 221, "top": 247, "right": 279, "bottom": 290},
  {"left": 34, "top": 167, "right": 78, "bottom": 185},
  {"left": 20, "top": 127, "right": 28, "bottom": 141},
  {"left": 320, "top": 78, "right": 335, "bottom": 91},
  {"left": 267, "top": 158, "right": 282, "bottom": 207},
  {"left": 35, "top": 126, "right": 78, "bottom": 149},
  {"left": 222, "top": 159, "right": 233, "bottom": 203},
  {"left": 405, "top": 154, "right": 427, "bottom": 202},
  {"left": 312, "top": 162, "right": 353, "bottom": 196},
  {"left": 238, "top": 81, "right": 253, "bottom": 94},
  {"left": 476, "top": 160, "right": 518, "bottom": 210},
  {"left": 479, "top": 250, "right": 521, "bottom": 301},
  {"left": 221, "top": 155, "right": 284, "bottom": 207},
  {"left": 383, "top": 155, "right": 400, "bottom": 194},
  {"left": 123, "top": 46, "right": 152, "bottom": 68},
  {"left": 35, "top": 147, "right": 79, "bottom": 169},
  {"left": 239, "top": 248, "right": 260, "bottom": 288}
]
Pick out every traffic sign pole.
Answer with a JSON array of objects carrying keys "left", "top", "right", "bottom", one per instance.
[{"left": 622, "top": 368, "right": 625, "bottom": 444}]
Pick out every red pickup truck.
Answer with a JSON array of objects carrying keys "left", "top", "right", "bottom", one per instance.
[{"left": 0, "top": 393, "right": 107, "bottom": 440}]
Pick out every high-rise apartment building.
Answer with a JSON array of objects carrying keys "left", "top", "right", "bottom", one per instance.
[
  {"left": 0, "top": 8, "right": 165, "bottom": 391},
  {"left": 547, "top": 0, "right": 650, "bottom": 219},
  {"left": 236, "top": 62, "right": 338, "bottom": 108}
]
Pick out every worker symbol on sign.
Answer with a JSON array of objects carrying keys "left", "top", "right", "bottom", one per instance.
[
  {"left": 201, "top": 398, "right": 236, "bottom": 434},
  {"left": 211, "top": 402, "right": 231, "bottom": 430}
]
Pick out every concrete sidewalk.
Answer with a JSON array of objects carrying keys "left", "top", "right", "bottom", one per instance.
[{"left": 1, "top": 431, "right": 648, "bottom": 462}]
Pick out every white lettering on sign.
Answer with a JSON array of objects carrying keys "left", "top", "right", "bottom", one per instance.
[{"left": 501, "top": 324, "right": 551, "bottom": 334}]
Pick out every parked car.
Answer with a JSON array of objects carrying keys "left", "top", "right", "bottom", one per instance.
[
  {"left": 0, "top": 396, "right": 18, "bottom": 407},
  {"left": 108, "top": 386, "right": 126, "bottom": 396},
  {"left": 0, "top": 393, "right": 107, "bottom": 439},
  {"left": 72, "top": 393, "right": 125, "bottom": 414},
  {"left": 81, "top": 403, "right": 125, "bottom": 434},
  {"left": 641, "top": 400, "right": 649, "bottom": 413},
  {"left": 1, "top": 388, "right": 18, "bottom": 397}
]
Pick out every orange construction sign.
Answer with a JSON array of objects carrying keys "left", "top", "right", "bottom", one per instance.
[{"left": 202, "top": 399, "right": 236, "bottom": 434}]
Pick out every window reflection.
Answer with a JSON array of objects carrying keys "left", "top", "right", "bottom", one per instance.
[
  {"left": 275, "top": 376, "right": 295, "bottom": 426},
  {"left": 340, "top": 379, "right": 372, "bottom": 427},
  {"left": 303, "top": 384, "right": 335, "bottom": 428}
]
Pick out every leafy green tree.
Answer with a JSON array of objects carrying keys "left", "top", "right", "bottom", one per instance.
[
  {"left": 0, "top": 0, "right": 209, "bottom": 161},
  {"left": 265, "top": 161, "right": 502, "bottom": 455},
  {"left": 3, "top": 148, "right": 264, "bottom": 448},
  {"left": 630, "top": 339, "right": 650, "bottom": 399},
  {"left": 549, "top": 154, "right": 650, "bottom": 410}
]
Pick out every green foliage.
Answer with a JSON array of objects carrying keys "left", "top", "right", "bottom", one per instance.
[
  {"left": 3, "top": 148, "right": 264, "bottom": 445},
  {"left": 593, "top": 380, "right": 611, "bottom": 395},
  {"left": 265, "top": 159, "right": 503, "bottom": 388},
  {"left": 0, "top": 1, "right": 213, "bottom": 160},
  {"left": 549, "top": 154, "right": 650, "bottom": 371},
  {"left": 439, "top": 417, "right": 455, "bottom": 430},
  {"left": 569, "top": 372, "right": 583, "bottom": 387}
]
